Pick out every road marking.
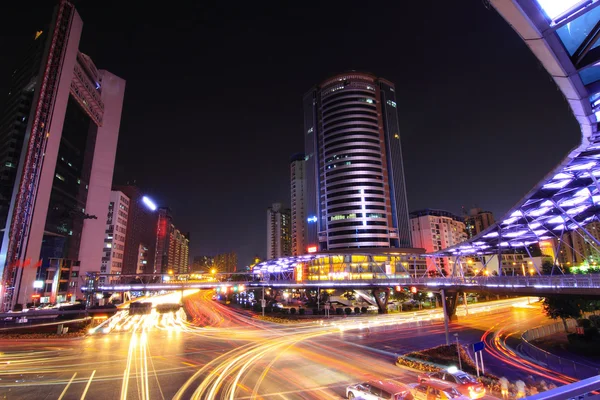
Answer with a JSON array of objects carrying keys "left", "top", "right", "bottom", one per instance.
[
  {"left": 57, "top": 372, "right": 77, "bottom": 400},
  {"left": 80, "top": 370, "right": 96, "bottom": 400},
  {"left": 182, "top": 362, "right": 196, "bottom": 367}
]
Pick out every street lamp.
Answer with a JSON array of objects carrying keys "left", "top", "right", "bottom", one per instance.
[{"left": 454, "top": 333, "right": 462, "bottom": 370}]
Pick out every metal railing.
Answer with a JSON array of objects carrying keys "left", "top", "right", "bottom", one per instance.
[{"left": 521, "top": 319, "right": 600, "bottom": 380}]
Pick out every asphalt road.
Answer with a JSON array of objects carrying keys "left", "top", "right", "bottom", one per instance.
[{"left": 0, "top": 292, "right": 556, "bottom": 399}]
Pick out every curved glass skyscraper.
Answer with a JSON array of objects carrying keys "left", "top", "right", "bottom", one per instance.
[{"left": 303, "top": 72, "right": 411, "bottom": 251}]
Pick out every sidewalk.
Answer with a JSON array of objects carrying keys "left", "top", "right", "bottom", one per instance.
[{"left": 530, "top": 332, "right": 600, "bottom": 368}]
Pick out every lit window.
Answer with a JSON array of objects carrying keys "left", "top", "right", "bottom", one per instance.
[
  {"left": 4, "top": 162, "right": 14, "bottom": 168},
  {"left": 387, "top": 100, "right": 397, "bottom": 108},
  {"left": 55, "top": 173, "right": 65, "bottom": 182}
]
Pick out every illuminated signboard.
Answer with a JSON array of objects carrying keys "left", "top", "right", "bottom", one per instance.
[
  {"left": 307, "top": 216, "right": 317, "bottom": 223},
  {"left": 33, "top": 280, "right": 44, "bottom": 289},
  {"left": 307, "top": 245, "right": 317, "bottom": 253}
]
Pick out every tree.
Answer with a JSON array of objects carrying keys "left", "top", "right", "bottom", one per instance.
[{"left": 542, "top": 296, "right": 582, "bottom": 332}]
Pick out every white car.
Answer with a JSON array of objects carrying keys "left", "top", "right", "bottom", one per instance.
[{"left": 346, "top": 380, "right": 413, "bottom": 400}]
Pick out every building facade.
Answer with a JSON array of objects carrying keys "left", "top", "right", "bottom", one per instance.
[
  {"left": 0, "top": 1, "right": 125, "bottom": 309},
  {"left": 410, "top": 209, "right": 467, "bottom": 273},
  {"left": 266, "top": 203, "right": 291, "bottom": 259},
  {"left": 290, "top": 153, "right": 307, "bottom": 255},
  {"left": 100, "top": 191, "right": 129, "bottom": 282},
  {"left": 114, "top": 186, "right": 158, "bottom": 276},
  {"left": 464, "top": 208, "right": 495, "bottom": 239},
  {"left": 303, "top": 72, "right": 411, "bottom": 252},
  {"left": 213, "top": 252, "right": 237, "bottom": 273},
  {"left": 192, "top": 255, "right": 214, "bottom": 272}
]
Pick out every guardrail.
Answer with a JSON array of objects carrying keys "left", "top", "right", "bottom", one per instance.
[{"left": 521, "top": 319, "right": 600, "bottom": 380}]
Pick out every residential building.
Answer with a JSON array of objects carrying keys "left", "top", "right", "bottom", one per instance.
[
  {"left": 192, "top": 255, "right": 214, "bottom": 272},
  {"left": 410, "top": 209, "right": 467, "bottom": 274},
  {"left": 214, "top": 252, "right": 237, "bottom": 273},
  {"left": 555, "top": 221, "right": 600, "bottom": 267},
  {"left": 154, "top": 207, "right": 190, "bottom": 275},
  {"left": 267, "top": 203, "right": 291, "bottom": 259},
  {"left": 0, "top": 1, "right": 125, "bottom": 309},
  {"left": 100, "top": 191, "right": 129, "bottom": 283},
  {"left": 290, "top": 153, "right": 307, "bottom": 255},
  {"left": 303, "top": 72, "right": 411, "bottom": 252},
  {"left": 114, "top": 186, "right": 158, "bottom": 275},
  {"left": 464, "top": 208, "right": 495, "bottom": 238}
]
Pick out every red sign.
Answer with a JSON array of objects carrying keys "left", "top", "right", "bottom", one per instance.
[
  {"left": 31, "top": 294, "right": 40, "bottom": 298},
  {"left": 307, "top": 245, "right": 317, "bottom": 253}
]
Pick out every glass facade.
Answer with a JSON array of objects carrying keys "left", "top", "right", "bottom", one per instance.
[
  {"left": 41, "top": 97, "right": 96, "bottom": 261},
  {"left": 303, "top": 72, "right": 412, "bottom": 251}
]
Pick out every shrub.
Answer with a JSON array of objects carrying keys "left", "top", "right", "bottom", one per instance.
[
  {"left": 336, "top": 308, "right": 343, "bottom": 315},
  {"left": 589, "top": 315, "right": 600, "bottom": 328},
  {"left": 577, "top": 318, "right": 592, "bottom": 329},
  {"left": 344, "top": 307, "right": 352, "bottom": 315},
  {"left": 299, "top": 308, "right": 305, "bottom": 315},
  {"left": 290, "top": 308, "right": 296, "bottom": 315},
  {"left": 361, "top": 307, "right": 367, "bottom": 314},
  {"left": 312, "top": 308, "right": 319, "bottom": 315},
  {"left": 354, "top": 307, "right": 360, "bottom": 314},
  {"left": 265, "top": 307, "right": 272, "bottom": 313}
]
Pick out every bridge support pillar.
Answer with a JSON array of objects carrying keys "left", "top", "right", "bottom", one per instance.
[
  {"left": 440, "top": 289, "right": 459, "bottom": 345},
  {"left": 372, "top": 288, "right": 389, "bottom": 314}
]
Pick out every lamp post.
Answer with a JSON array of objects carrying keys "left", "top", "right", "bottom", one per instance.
[{"left": 454, "top": 333, "right": 462, "bottom": 370}]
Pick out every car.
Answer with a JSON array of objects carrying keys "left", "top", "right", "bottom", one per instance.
[
  {"left": 409, "top": 381, "right": 470, "bottom": 400},
  {"left": 418, "top": 367, "right": 485, "bottom": 399},
  {"left": 346, "top": 380, "right": 413, "bottom": 400}
]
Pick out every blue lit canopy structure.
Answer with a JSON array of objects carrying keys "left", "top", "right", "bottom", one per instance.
[{"left": 434, "top": 0, "right": 600, "bottom": 257}]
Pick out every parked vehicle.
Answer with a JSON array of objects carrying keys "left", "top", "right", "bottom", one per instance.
[
  {"left": 409, "top": 381, "right": 470, "bottom": 400},
  {"left": 417, "top": 367, "right": 485, "bottom": 399},
  {"left": 346, "top": 380, "right": 413, "bottom": 399}
]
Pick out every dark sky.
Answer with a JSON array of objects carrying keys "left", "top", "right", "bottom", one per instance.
[{"left": 1, "top": 1, "right": 581, "bottom": 266}]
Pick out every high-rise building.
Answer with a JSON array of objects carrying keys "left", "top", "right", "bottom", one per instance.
[
  {"left": 155, "top": 207, "right": 189, "bottom": 275},
  {"left": 290, "top": 153, "right": 307, "bottom": 255},
  {"left": 303, "top": 72, "right": 411, "bottom": 252},
  {"left": 410, "top": 209, "right": 467, "bottom": 274},
  {"left": 213, "top": 252, "right": 237, "bottom": 273},
  {"left": 0, "top": 1, "right": 125, "bottom": 309},
  {"left": 266, "top": 203, "right": 291, "bottom": 259},
  {"left": 114, "top": 186, "right": 158, "bottom": 276},
  {"left": 554, "top": 221, "right": 600, "bottom": 267},
  {"left": 192, "top": 255, "right": 214, "bottom": 272},
  {"left": 464, "top": 208, "right": 495, "bottom": 239},
  {"left": 100, "top": 191, "right": 129, "bottom": 283}
]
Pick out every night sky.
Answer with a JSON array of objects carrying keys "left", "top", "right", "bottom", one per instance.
[{"left": 1, "top": 1, "right": 581, "bottom": 266}]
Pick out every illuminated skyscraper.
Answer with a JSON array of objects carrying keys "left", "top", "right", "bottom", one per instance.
[
  {"left": 100, "top": 191, "right": 130, "bottom": 283},
  {"left": 266, "top": 203, "right": 291, "bottom": 259},
  {"left": 303, "top": 72, "right": 411, "bottom": 252},
  {"left": 290, "top": 154, "right": 307, "bottom": 255},
  {"left": 0, "top": 1, "right": 125, "bottom": 309},
  {"left": 463, "top": 208, "right": 495, "bottom": 239}
]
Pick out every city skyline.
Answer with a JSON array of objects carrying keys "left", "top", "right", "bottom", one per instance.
[{"left": 0, "top": 1, "right": 581, "bottom": 265}]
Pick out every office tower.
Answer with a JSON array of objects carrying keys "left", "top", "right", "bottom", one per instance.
[
  {"left": 290, "top": 153, "right": 307, "bottom": 255},
  {"left": 266, "top": 203, "right": 291, "bottom": 259},
  {"left": 114, "top": 186, "right": 158, "bottom": 275},
  {"left": 410, "top": 209, "right": 468, "bottom": 273},
  {"left": 155, "top": 207, "right": 190, "bottom": 275},
  {"left": 464, "top": 207, "right": 495, "bottom": 238},
  {"left": 303, "top": 72, "right": 411, "bottom": 252},
  {"left": 99, "top": 191, "right": 129, "bottom": 283},
  {"left": 0, "top": 1, "right": 125, "bottom": 309}
]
